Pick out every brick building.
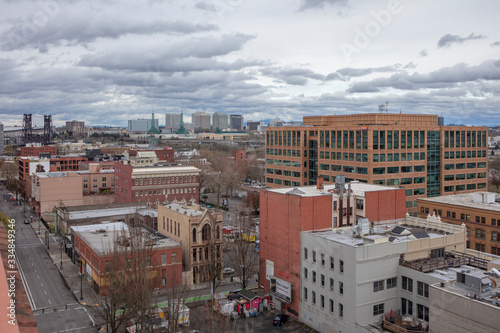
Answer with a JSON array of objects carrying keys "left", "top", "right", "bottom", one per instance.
[
  {"left": 71, "top": 222, "right": 182, "bottom": 295},
  {"left": 265, "top": 113, "right": 488, "bottom": 215},
  {"left": 20, "top": 143, "right": 57, "bottom": 157},
  {"left": 259, "top": 181, "right": 406, "bottom": 318},
  {"left": 129, "top": 147, "right": 175, "bottom": 163},
  {"left": 55, "top": 202, "right": 156, "bottom": 235},
  {"left": 416, "top": 192, "right": 500, "bottom": 255},
  {"left": 114, "top": 157, "right": 200, "bottom": 206},
  {"left": 66, "top": 120, "right": 85, "bottom": 134},
  {"left": 157, "top": 202, "right": 223, "bottom": 285},
  {"left": 18, "top": 156, "right": 88, "bottom": 182}
]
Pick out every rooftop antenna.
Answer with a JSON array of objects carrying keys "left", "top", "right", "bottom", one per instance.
[{"left": 386, "top": 101, "right": 389, "bottom": 113}]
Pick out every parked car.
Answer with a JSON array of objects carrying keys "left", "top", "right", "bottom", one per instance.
[
  {"left": 272, "top": 314, "right": 289, "bottom": 326},
  {"left": 24, "top": 219, "right": 30, "bottom": 224},
  {"left": 223, "top": 267, "right": 234, "bottom": 275}
]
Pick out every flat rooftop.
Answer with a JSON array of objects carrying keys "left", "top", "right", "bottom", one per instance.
[
  {"left": 306, "top": 216, "right": 463, "bottom": 247},
  {"left": 419, "top": 192, "right": 500, "bottom": 212},
  {"left": 68, "top": 206, "right": 157, "bottom": 220},
  {"left": 163, "top": 203, "right": 204, "bottom": 217},
  {"left": 268, "top": 182, "right": 401, "bottom": 198},
  {"left": 433, "top": 264, "right": 500, "bottom": 309},
  {"left": 36, "top": 171, "right": 70, "bottom": 178},
  {"left": 130, "top": 164, "right": 200, "bottom": 173},
  {"left": 72, "top": 222, "right": 180, "bottom": 255}
]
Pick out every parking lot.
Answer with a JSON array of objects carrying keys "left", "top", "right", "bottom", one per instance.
[{"left": 189, "top": 305, "right": 319, "bottom": 333}]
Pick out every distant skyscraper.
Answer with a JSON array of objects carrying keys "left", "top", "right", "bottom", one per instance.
[
  {"left": 192, "top": 112, "right": 211, "bottom": 130},
  {"left": 66, "top": 120, "right": 85, "bottom": 134},
  {"left": 165, "top": 113, "right": 181, "bottom": 132},
  {"left": 212, "top": 112, "right": 229, "bottom": 131},
  {"left": 128, "top": 118, "right": 159, "bottom": 132},
  {"left": 247, "top": 121, "right": 263, "bottom": 131},
  {"left": 230, "top": 115, "right": 244, "bottom": 130}
]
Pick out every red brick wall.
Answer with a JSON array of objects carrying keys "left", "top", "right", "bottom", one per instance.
[
  {"left": 365, "top": 188, "right": 407, "bottom": 222},
  {"left": 74, "top": 232, "right": 183, "bottom": 295},
  {"left": 259, "top": 190, "right": 332, "bottom": 317}
]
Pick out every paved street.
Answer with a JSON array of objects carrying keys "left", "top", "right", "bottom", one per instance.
[{"left": 1, "top": 190, "right": 97, "bottom": 333}]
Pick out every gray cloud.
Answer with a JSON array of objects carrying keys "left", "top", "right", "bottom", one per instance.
[
  {"left": 491, "top": 41, "right": 500, "bottom": 47},
  {"left": 1, "top": 8, "right": 218, "bottom": 51},
  {"left": 437, "top": 33, "right": 485, "bottom": 48},
  {"left": 79, "top": 33, "right": 256, "bottom": 72},
  {"left": 347, "top": 60, "right": 500, "bottom": 93},
  {"left": 419, "top": 49, "right": 428, "bottom": 57},
  {"left": 262, "top": 64, "right": 404, "bottom": 86},
  {"left": 298, "top": 0, "right": 347, "bottom": 11},
  {"left": 195, "top": 1, "right": 217, "bottom": 11}
]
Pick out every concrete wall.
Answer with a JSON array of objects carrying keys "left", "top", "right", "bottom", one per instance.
[{"left": 429, "top": 284, "right": 499, "bottom": 333}]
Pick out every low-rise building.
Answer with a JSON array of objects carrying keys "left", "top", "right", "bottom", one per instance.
[
  {"left": 71, "top": 222, "right": 182, "bottom": 295},
  {"left": 20, "top": 143, "right": 57, "bottom": 157},
  {"left": 29, "top": 171, "right": 114, "bottom": 217},
  {"left": 259, "top": 181, "right": 407, "bottom": 318},
  {"left": 114, "top": 157, "right": 200, "bottom": 206},
  {"left": 417, "top": 192, "right": 500, "bottom": 255},
  {"left": 55, "top": 202, "right": 157, "bottom": 235},
  {"left": 299, "top": 215, "right": 467, "bottom": 333},
  {"left": 429, "top": 259, "right": 500, "bottom": 333},
  {"left": 157, "top": 202, "right": 223, "bottom": 285}
]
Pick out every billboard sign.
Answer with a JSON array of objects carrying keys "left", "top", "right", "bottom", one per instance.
[{"left": 270, "top": 276, "right": 291, "bottom": 303}]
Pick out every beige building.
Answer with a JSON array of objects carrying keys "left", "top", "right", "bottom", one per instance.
[
  {"left": 428, "top": 258, "right": 500, "bottom": 333},
  {"left": 157, "top": 201, "right": 223, "bottom": 285},
  {"left": 31, "top": 171, "right": 114, "bottom": 218}
]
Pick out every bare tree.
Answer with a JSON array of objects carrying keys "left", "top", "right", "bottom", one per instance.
[
  {"left": 243, "top": 191, "right": 260, "bottom": 217},
  {"left": 90, "top": 227, "right": 158, "bottom": 333},
  {"left": 226, "top": 214, "right": 259, "bottom": 290},
  {"left": 491, "top": 170, "right": 500, "bottom": 193}
]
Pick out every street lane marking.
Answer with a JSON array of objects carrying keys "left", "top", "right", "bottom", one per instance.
[
  {"left": 48, "top": 299, "right": 52, "bottom": 305},
  {"left": 41, "top": 283, "right": 43, "bottom": 287},
  {"left": 16, "top": 251, "right": 36, "bottom": 310},
  {"left": 44, "top": 290, "right": 47, "bottom": 295}
]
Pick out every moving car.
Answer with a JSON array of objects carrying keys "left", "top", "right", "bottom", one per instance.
[
  {"left": 223, "top": 267, "right": 234, "bottom": 275},
  {"left": 272, "top": 314, "right": 289, "bottom": 326},
  {"left": 24, "top": 219, "right": 30, "bottom": 224}
]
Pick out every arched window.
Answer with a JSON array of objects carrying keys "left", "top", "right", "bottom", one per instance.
[
  {"left": 192, "top": 228, "right": 197, "bottom": 243},
  {"left": 202, "top": 224, "right": 211, "bottom": 241},
  {"left": 216, "top": 226, "right": 220, "bottom": 240}
]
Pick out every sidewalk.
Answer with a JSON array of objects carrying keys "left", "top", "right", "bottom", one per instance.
[{"left": 28, "top": 216, "right": 256, "bottom": 308}]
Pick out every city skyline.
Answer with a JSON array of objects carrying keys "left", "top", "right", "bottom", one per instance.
[{"left": 0, "top": 0, "right": 499, "bottom": 127}]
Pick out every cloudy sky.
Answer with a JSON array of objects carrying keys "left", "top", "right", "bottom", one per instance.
[{"left": 0, "top": 0, "right": 499, "bottom": 127}]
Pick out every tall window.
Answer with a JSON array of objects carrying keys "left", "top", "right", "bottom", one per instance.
[
  {"left": 202, "top": 224, "right": 211, "bottom": 241},
  {"left": 373, "top": 280, "right": 384, "bottom": 292},
  {"left": 402, "top": 276, "right": 413, "bottom": 292},
  {"left": 373, "top": 303, "right": 384, "bottom": 316},
  {"left": 192, "top": 228, "right": 197, "bottom": 242},
  {"left": 417, "top": 281, "right": 429, "bottom": 298}
]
